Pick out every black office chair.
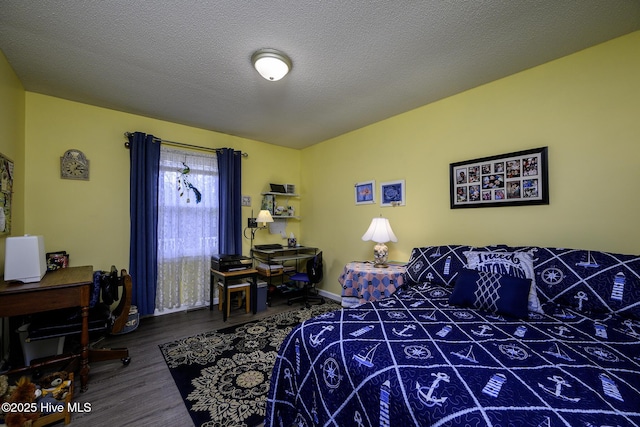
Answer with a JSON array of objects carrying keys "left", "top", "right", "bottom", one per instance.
[
  {"left": 287, "top": 252, "right": 325, "bottom": 308},
  {"left": 26, "top": 267, "right": 132, "bottom": 366}
]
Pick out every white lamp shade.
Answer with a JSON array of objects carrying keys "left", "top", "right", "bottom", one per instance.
[
  {"left": 256, "top": 210, "right": 274, "bottom": 225},
  {"left": 361, "top": 217, "right": 397, "bottom": 243},
  {"left": 252, "top": 49, "right": 291, "bottom": 81}
]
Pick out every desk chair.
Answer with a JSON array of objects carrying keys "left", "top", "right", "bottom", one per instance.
[
  {"left": 27, "top": 267, "right": 132, "bottom": 366},
  {"left": 287, "top": 252, "right": 325, "bottom": 308}
]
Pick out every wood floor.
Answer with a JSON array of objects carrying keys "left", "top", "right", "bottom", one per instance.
[{"left": 61, "top": 295, "right": 316, "bottom": 426}]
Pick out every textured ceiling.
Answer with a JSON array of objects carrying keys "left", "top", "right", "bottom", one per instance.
[{"left": 1, "top": 1, "right": 639, "bottom": 149}]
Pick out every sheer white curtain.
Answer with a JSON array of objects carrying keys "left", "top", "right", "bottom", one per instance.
[{"left": 156, "top": 147, "right": 219, "bottom": 314}]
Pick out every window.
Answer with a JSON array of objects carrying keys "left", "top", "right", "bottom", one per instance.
[{"left": 155, "top": 147, "right": 219, "bottom": 313}]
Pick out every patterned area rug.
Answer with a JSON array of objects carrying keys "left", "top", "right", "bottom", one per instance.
[{"left": 159, "top": 301, "right": 342, "bottom": 427}]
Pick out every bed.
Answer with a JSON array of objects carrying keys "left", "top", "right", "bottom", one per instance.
[{"left": 265, "top": 245, "right": 640, "bottom": 426}]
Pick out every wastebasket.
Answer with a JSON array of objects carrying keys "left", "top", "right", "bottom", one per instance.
[
  {"left": 252, "top": 280, "right": 268, "bottom": 312},
  {"left": 17, "top": 324, "right": 65, "bottom": 366}
]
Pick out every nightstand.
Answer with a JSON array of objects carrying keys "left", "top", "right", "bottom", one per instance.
[{"left": 338, "top": 262, "right": 406, "bottom": 307}]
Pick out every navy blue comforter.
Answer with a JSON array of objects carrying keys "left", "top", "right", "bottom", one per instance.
[{"left": 265, "top": 283, "right": 640, "bottom": 426}]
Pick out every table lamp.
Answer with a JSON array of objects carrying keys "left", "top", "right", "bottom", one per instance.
[
  {"left": 362, "top": 216, "right": 397, "bottom": 268},
  {"left": 245, "top": 210, "right": 274, "bottom": 248},
  {"left": 255, "top": 209, "right": 274, "bottom": 227}
]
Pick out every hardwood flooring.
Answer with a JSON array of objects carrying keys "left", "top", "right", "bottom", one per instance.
[{"left": 62, "top": 295, "right": 316, "bottom": 426}]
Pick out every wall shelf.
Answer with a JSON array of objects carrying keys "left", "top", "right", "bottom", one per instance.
[
  {"left": 261, "top": 190, "right": 299, "bottom": 220},
  {"left": 261, "top": 191, "right": 299, "bottom": 197}
]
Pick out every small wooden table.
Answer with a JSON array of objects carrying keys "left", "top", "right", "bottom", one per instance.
[
  {"left": 210, "top": 268, "right": 258, "bottom": 321},
  {"left": 0, "top": 266, "right": 93, "bottom": 391}
]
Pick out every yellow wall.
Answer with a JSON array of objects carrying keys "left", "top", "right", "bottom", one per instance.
[
  {"left": 22, "top": 94, "right": 300, "bottom": 272},
  {"left": 3, "top": 32, "right": 639, "bottom": 299},
  {"left": 0, "top": 50, "right": 25, "bottom": 270},
  {"left": 302, "top": 31, "right": 640, "bottom": 295}
]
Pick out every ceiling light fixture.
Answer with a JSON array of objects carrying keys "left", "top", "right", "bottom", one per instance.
[{"left": 251, "top": 48, "right": 292, "bottom": 81}]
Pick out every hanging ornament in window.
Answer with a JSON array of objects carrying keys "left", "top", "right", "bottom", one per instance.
[{"left": 177, "top": 162, "right": 202, "bottom": 203}]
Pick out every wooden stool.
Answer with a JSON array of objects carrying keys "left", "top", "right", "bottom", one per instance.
[{"left": 218, "top": 282, "right": 251, "bottom": 317}]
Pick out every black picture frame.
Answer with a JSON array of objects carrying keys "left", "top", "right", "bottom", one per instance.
[
  {"left": 450, "top": 146, "right": 549, "bottom": 209},
  {"left": 46, "top": 251, "right": 69, "bottom": 271}
]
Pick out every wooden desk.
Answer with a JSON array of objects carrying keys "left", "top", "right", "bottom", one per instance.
[
  {"left": 251, "top": 246, "right": 317, "bottom": 283},
  {"left": 251, "top": 246, "right": 318, "bottom": 267},
  {"left": 0, "top": 266, "right": 93, "bottom": 391},
  {"left": 210, "top": 268, "right": 258, "bottom": 322}
]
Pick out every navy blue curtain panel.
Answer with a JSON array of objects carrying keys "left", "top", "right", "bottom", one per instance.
[
  {"left": 217, "top": 148, "right": 242, "bottom": 255},
  {"left": 128, "top": 132, "right": 161, "bottom": 316}
]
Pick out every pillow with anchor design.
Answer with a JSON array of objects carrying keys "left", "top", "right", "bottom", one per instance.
[
  {"left": 404, "top": 244, "right": 508, "bottom": 287},
  {"left": 525, "top": 247, "right": 640, "bottom": 320},
  {"left": 449, "top": 268, "right": 532, "bottom": 319}
]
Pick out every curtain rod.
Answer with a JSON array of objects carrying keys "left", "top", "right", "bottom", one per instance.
[{"left": 123, "top": 132, "right": 248, "bottom": 157}]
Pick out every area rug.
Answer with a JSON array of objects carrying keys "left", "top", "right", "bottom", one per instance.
[{"left": 159, "top": 301, "right": 341, "bottom": 427}]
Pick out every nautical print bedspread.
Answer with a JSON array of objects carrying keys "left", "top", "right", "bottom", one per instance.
[{"left": 265, "top": 282, "right": 640, "bottom": 426}]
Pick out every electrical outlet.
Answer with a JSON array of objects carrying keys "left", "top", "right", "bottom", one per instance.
[{"left": 248, "top": 217, "right": 257, "bottom": 228}]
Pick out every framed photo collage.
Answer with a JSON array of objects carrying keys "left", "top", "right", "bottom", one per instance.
[{"left": 450, "top": 147, "right": 549, "bottom": 209}]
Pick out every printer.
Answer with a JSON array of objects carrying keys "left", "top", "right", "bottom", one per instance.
[{"left": 211, "top": 254, "right": 253, "bottom": 272}]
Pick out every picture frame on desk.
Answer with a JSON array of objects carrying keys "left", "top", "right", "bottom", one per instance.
[{"left": 46, "top": 251, "right": 69, "bottom": 271}]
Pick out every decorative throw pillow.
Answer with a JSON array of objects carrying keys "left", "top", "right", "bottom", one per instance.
[
  {"left": 464, "top": 250, "right": 543, "bottom": 314},
  {"left": 530, "top": 247, "right": 640, "bottom": 320},
  {"left": 449, "top": 269, "right": 531, "bottom": 319},
  {"left": 405, "top": 245, "right": 508, "bottom": 287}
]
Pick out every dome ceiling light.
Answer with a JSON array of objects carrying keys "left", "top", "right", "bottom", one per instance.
[{"left": 251, "top": 49, "right": 292, "bottom": 81}]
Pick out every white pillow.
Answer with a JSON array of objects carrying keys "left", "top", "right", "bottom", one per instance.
[{"left": 464, "top": 250, "right": 543, "bottom": 314}]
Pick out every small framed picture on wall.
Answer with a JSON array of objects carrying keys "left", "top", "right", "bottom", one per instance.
[
  {"left": 380, "top": 180, "right": 405, "bottom": 207},
  {"left": 355, "top": 180, "right": 375, "bottom": 205}
]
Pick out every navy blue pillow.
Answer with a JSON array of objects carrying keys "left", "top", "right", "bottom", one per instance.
[
  {"left": 405, "top": 245, "right": 508, "bottom": 287},
  {"left": 449, "top": 268, "right": 531, "bottom": 319},
  {"left": 507, "top": 246, "right": 640, "bottom": 320}
]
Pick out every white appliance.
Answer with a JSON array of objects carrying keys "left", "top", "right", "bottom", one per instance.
[{"left": 4, "top": 235, "right": 47, "bottom": 283}]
